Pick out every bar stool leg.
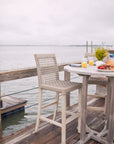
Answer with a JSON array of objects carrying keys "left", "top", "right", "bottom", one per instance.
[
  {"left": 78, "top": 88, "right": 82, "bottom": 133},
  {"left": 61, "top": 92, "right": 66, "bottom": 144},
  {"left": 104, "top": 96, "right": 107, "bottom": 114},
  {"left": 53, "top": 92, "right": 59, "bottom": 120},
  {"left": 35, "top": 88, "right": 42, "bottom": 132}
]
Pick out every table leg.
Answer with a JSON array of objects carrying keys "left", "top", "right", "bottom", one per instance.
[
  {"left": 106, "top": 78, "right": 111, "bottom": 129},
  {"left": 64, "top": 71, "right": 70, "bottom": 108},
  {"left": 80, "top": 76, "right": 89, "bottom": 143},
  {"left": 107, "top": 77, "right": 114, "bottom": 144}
]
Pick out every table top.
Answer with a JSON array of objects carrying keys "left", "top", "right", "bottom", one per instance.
[{"left": 64, "top": 65, "right": 114, "bottom": 77}]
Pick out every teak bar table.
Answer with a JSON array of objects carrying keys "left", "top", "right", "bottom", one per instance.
[{"left": 64, "top": 65, "right": 114, "bottom": 144}]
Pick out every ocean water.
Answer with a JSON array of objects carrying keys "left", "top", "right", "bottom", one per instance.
[
  {"left": 0, "top": 45, "right": 96, "bottom": 136},
  {"left": 0, "top": 45, "right": 86, "bottom": 70}
]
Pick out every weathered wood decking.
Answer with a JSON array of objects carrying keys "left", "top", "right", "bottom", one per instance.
[
  {"left": 0, "top": 62, "right": 110, "bottom": 144},
  {"left": 1, "top": 96, "right": 27, "bottom": 117},
  {"left": 0, "top": 63, "right": 78, "bottom": 139},
  {"left": 0, "top": 98, "right": 106, "bottom": 144}
]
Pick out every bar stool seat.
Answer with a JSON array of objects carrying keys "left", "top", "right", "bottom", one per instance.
[{"left": 42, "top": 80, "right": 82, "bottom": 93}]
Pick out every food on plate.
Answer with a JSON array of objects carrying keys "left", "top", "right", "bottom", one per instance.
[
  {"left": 106, "top": 60, "right": 114, "bottom": 66},
  {"left": 98, "top": 60, "right": 114, "bottom": 70},
  {"left": 98, "top": 64, "right": 108, "bottom": 70}
]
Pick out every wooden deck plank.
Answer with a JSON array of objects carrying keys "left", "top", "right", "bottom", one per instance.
[
  {"left": 1, "top": 96, "right": 27, "bottom": 115},
  {"left": 0, "top": 98, "right": 106, "bottom": 144}
]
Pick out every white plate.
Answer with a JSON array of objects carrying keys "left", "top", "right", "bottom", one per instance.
[{"left": 97, "top": 69, "right": 114, "bottom": 72}]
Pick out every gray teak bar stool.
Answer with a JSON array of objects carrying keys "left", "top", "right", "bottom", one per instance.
[
  {"left": 87, "top": 77, "right": 108, "bottom": 112},
  {"left": 85, "top": 52, "right": 108, "bottom": 113},
  {"left": 34, "top": 54, "right": 82, "bottom": 144}
]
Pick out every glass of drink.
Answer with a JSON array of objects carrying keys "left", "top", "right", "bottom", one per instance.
[
  {"left": 81, "top": 58, "right": 87, "bottom": 68},
  {"left": 88, "top": 57, "right": 94, "bottom": 66}
]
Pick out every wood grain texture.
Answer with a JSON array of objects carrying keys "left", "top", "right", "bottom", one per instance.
[
  {"left": 0, "top": 109, "right": 2, "bottom": 139},
  {"left": 80, "top": 76, "right": 89, "bottom": 142},
  {"left": 1, "top": 96, "right": 27, "bottom": 115},
  {"left": 0, "top": 62, "right": 81, "bottom": 82},
  {"left": 0, "top": 67, "right": 37, "bottom": 82},
  {"left": 0, "top": 98, "right": 106, "bottom": 144},
  {"left": 107, "top": 77, "right": 114, "bottom": 143},
  {"left": 64, "top": 71, "right": 70, "bottom": 108}
]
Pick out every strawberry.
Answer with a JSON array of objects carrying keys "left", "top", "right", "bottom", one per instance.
[
  {"left": 100, "top": 66, "right": 104, "bottom": 69},
  {"left": 98, "top": 66, "right": 101, "bottom": 69},
  {"left": 103, "top": 65, "right": 106, "bottom": 68}
]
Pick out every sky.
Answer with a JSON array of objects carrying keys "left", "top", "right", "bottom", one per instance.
[{"left": 0, "top": 0, "right": 114, "bottom": 45}]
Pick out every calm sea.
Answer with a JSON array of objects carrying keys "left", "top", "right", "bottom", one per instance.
[
  {"left": 0, "top": 45, "right": 95, "bottom": 136},
  {"left": 0, "top": 45, "right": 86, "bottom": 70}
]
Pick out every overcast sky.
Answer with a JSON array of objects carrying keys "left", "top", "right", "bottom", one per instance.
[{"left": 0, "top": 0, "right": 114, "bottom": 45}]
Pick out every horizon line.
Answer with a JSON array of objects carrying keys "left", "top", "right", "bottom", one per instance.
[{"left": 0, "top": 44, "right": 113, "bottom": 46}]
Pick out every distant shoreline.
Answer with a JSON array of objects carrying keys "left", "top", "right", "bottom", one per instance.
[{"left": 0, "top": 44, "right": 113, "bottom": 47}]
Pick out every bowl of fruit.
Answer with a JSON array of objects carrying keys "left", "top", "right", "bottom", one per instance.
[{"left": 97, "top": 60, "right": 114, "bottom": 71}]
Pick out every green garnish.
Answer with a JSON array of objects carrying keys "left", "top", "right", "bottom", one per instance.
[{"left": 95, "top": 47, "right": 109, "bottom": 61}]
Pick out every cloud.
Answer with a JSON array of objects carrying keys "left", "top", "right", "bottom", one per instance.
[{"left": 0, "top": 0, "right": 114, "bottom": 45}]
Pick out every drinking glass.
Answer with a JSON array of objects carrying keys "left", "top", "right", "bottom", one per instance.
[
  {"left": 81, "top": 58, "right": 87, "bottom": 68},
  {"left": 88, "top": 57, "right": 94, "bottom": 66}
]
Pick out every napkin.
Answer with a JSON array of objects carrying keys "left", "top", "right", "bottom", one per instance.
[
  {"left": 94, "top": 62, "right": 105, "bottom": 66},
  {"left": 69, "top": 64, "right": 81, "bottom": 67}
]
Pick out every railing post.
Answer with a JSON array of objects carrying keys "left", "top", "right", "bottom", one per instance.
[
  {"left": 86, "top": 41, "right": 88, "bottom": 53},
  {"left": 0, "top": 82, "right": 2, "bottom": 139},
  {"left": 85, "top": 41, "right": 88, "bottom": 58},
  {"left": 91, "top": 41, "right": 93, "bottom": 54},
  {"left": 64, "top": 71, "right": 70, "bottom": 108}
]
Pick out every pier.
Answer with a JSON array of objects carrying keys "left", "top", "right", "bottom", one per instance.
[
  {"left": 0, "top": 62, "right": 78, "bottom": 140},
  {"left": 0, "top": 98, "right": 105, "bottom": 144},
  {"left": 1, "top": 96, "right": 27, "bottom": 117},
  {"left": 0, "top": 61, "right": 108, "bottom": 144}
]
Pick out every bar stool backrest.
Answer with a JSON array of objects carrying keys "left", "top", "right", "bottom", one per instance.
[{"left": 34, "top": 54, "right": 59, "bottom": 87}]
